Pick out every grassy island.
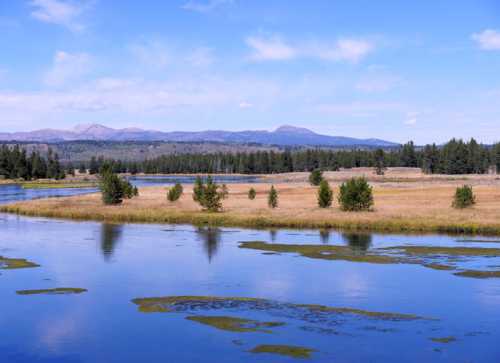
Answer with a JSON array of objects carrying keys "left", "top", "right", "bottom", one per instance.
[{"left": 3, "top": 170, "right": 500, "bottom": 234}]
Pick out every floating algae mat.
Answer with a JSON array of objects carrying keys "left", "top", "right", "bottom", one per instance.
[
  {"left": 186, "top": 315, "right": 285, "bottom": 333},
  {"left": 239, "top": 241, "right": 500, "bottom": 279},
  {"left": 16, "top": 288, "right": 87, "bottom": 295},
  {"left": 0, "top": 255, "right": 39, "bottom": 269},
  {"left": 250, "top": 344, "right": 315, "bottom": 359}
]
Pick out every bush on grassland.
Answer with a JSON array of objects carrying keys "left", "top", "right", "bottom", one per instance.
[{"left": 338, "top": 177, "right": 373, "bottom": 211}]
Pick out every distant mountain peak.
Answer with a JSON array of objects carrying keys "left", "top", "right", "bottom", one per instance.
[
  {"left": 73, "top": 123, "right": 113, "bottom": 133},
  {"left": 274, "top": 125, "right": 316, "bottom": 135}
]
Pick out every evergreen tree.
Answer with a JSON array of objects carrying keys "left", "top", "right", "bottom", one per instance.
[
  {"left": 373, "top": 149, "right": 386, "bottom": 175},
  {"left": 268, "top": 185, "right": 278, "bottom": 208},
  {"left": 309, "top": 169, "right": 323, "bottom": 186},
  {"left": 338, "top": 177, "right": 374, "bottom": 211},
  {"left": 453, "top": 185, "right": 475, "bottom": 209},
  {"left": 317, "top": 179, "right": 333, "bottom": 208},
  {"left": 248, "top": 187, "right": 256, "bottom": 200},
  {"left": 167, "top": 183, "right": 183, "bottom": 202}
]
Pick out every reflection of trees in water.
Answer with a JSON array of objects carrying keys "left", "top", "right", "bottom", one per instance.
[
  {"left": 269, "top": 229, "right": 278, "bottom": 242},
  {"left": 100, "top": 224, "right": 123, "bottom": 261},
  {"left": 196, "top": 227, "right": 221, "bottom": 262},
  {"left": 341, "top": 233, "right": 373, "bottom": 253},
  {"left": 319, "top": 230, "right": 330, "bottom": 244}
]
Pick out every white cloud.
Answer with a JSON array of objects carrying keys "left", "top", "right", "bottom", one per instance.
[
  {"left": 472, "top": 29, "right": 500, "bottom": 50},
  {"left": 43, "top": 51, "right": 92, "bottom": 87},
  {"left": 128, "top": 40, "right": 170, "bottom": 69},
  {"left": 182, "top": 0, "right": 233, "bottom": 13},
  {"left": 404, "top": 118, "right": 417, "bottom": 126},
  {"left": 246, "top": 36, "right": 297, "bottom": 61},
  {"left": 246, "top": 35, "right": 375, "bottom": 63},
  {"left": 30, "top": 0, "right": 90, "bottom": 32},
  {"left": 314, "top": 38, "right": 374, "bottom": 63}
]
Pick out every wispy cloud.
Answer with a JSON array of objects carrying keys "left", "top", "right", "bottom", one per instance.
[
  {"left": 29, "top": 0, "right": 91, "bottom": 32},
  {"left": 472, "top": 29, "right": 500, "bottom": 50},
  {"left": 356, "top": 75, "right": 401, "bottom": 93},
  {"left": 182, "top": 0, "right": 233, "bottom": 13},
  {"left": 246, "top": 35, "right": 375, "bottom": 63},
  {"left": 44, "top": 51, "right": 92, "bottom": 87},
  {"left": 246, "top": 35, "right": 297, "bottom": 61}
]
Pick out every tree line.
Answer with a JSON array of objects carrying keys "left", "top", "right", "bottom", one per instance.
[
  {"left": 84, "top": 139, "right": 500, "bottom": 176},
  {"left": 0, "top": 145, "right": 65, "bottom": 180},
  {"left": 2, "top": 138, "right": 500, "bottom": 180}
]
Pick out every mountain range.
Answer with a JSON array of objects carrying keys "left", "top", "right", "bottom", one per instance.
[{"left": 0, "top": 124, "right": 399, "bottom": 147}]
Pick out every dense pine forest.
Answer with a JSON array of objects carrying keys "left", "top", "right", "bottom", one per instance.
[
  {"left": 0, "top": 145, "right": 66, "bottom": 180},
  {"left": 85, "top": 139, "right": 500, "bottom": 176},
  {"left": 1, "top": 139, "right": 499, "bottom": 180}
]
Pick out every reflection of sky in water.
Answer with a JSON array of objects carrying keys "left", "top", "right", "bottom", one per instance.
[{"left": 0, "top": 214, "right": 500, "bottom": 362}]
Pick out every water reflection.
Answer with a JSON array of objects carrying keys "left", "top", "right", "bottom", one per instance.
[
  {"left": 319, "top": 230, "right": 330, "bottom": 244},
  {"left": 269, "top": 229, "right": 278, "bottom": 242},
  {"left": 342, "top": 233, "right": 373, "bottom": 253},
  {"left": 100, "top": 224, "right": 123, "bottom": 261},
  {"left": 195, "top": 227, "right": 221, "bottom": 262}
]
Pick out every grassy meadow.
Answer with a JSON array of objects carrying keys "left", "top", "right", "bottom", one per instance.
[{"left": 2, "top": 168, "right": 500, "bottom": 234}]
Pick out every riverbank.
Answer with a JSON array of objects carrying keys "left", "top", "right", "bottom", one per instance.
[{"left": 3, "top": 180, "right": 500, "bottom": 234}]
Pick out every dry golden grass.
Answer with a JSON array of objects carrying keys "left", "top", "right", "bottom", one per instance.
[{"left": 3, "top": 174, "right": 500, "bottom": 234}]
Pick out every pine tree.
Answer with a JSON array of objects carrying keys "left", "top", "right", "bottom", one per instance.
[
  {"left": 268, "top": 185, "right": 278, "bottom": 208},
  {"left": 374, "top": 149, "right": 386, "bottom": 175},
  {"left": 317, "top": 179, "right": 333, "bottom": 208},
  {"left": 248, "top": 187, "right": 256, "bottom": 200},
  {"left": 338, "top": 177, "right": 374, "bottom": 211},
  {"left": 309, "top": 169, "right": 323, "bottom": 186}
]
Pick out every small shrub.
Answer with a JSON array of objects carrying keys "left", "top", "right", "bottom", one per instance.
[
  {"left": 268, "top": 185, "right": 278, "bottom": 208},
  {"left": 338, "top": 177, "right": 373, "bottom": 211},
  {"left": 122, "top": 179, "right": 138, "bottom": 199},
  {"left": 453, "top": 185, "right": 475, "bottom": 209},
  {"left": 317, "top": 179, "right": 333, "bottom": 208},
  {"left": 309, "top": 169, "right": 323, "bottom": 186},
  {"left": 167, "top": 183, "right": 183, "bottom": 202},
  {"left": 248, "top": 187, "right": 256, "bottom": 200}
]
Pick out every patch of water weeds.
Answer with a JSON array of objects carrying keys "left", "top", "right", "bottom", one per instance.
[
  {"left": 0, "top": 256, "right": 39, "bottom": 269},
  {"left": 249, "top": 344, "right": 315, "bottom": 359},
  {"left": 186, "top": 315, "right": 285, "bottom": 333},
  {"left": 239, "top": 242, "right": 500, "bottom": 278},
  {"left": 16, "top": 288, "right": 88, "bottom": 295},
  {"left": 131, "top": 296, "right": 430, "bottom": 322},
  {"left": 430, "top": 336, "right": 457, "bottom": 343}
]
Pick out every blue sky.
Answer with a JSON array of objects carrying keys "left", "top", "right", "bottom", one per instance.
[{"left": 0, "top": 0, "right": 499, "bottom": 143}]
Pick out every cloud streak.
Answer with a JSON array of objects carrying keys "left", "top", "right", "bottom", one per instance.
[
  {"left": 30, "top": 0, "right": 91, "bottom": 32},
  {"left": 43, "top": 51, "right": 92, "bottom": 87},
  {"left": 246, "top": 35, "right": 375, "bottom": 63},
  {"left": 182, "top": 0, "right": 233, "bottom": 13}
]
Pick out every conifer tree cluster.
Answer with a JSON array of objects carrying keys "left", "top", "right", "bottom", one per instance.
[{"left": 0, "top": 145, "right": 65, "bottom": 180}]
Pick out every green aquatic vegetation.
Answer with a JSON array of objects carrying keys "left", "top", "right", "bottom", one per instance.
[
  {"left": 296, "top": 304, "right": 424, "bottom": 321},
  {"left": 132, "top": 295, "right": 428, "bottom": 322},
  {"left": 0, "top": 256, "right": 39, "bottom": 269},
  {"left": 454, "top": 270, "right": 500, "bottom": 278},
  {"left": 16, "top": 288, "right": 87, "bottom": 295},
  {"left": 21, "top": 182, "right": 97, "bottom": 189},
  {"left": 186, "top": 315, "right": 285, "bottom": 333},
  {"left": 131, "top": 296, "right": 263, "bottom": 313},
  {"left": 238, "top": 241, "right": 398, "bottom": 264},
  {"left": 423, "top": 263, "right": 456, "bottom": 271},
  {"left": 456, "top": 239, "right": 500, "bottom": 244},
  {"left": 384, "top": 246, "right": 500, "bottom": 256},
  {"left": 431, "top": 336, "right": 457, "bottom": 343},
  {"left": 250, "top": 344, "right": 315, "bottom": 359}
]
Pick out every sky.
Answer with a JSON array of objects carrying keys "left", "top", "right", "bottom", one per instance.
[{"left": 0, "top": 0, "right": 499, "bottom": 144}]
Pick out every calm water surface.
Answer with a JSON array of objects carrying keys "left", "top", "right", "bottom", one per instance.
[{"left": 1, "top": 184, "right": 500, "bottom": 362}]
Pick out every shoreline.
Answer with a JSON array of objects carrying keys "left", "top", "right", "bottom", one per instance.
[{"left": 3, "top": 181, "right": 500, "bottom": 235}]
